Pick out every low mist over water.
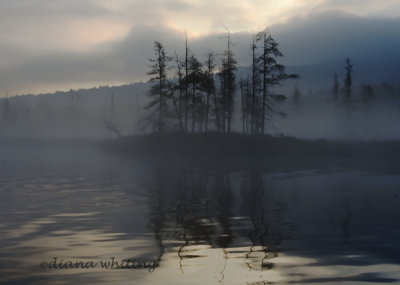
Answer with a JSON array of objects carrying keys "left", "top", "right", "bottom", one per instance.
[{"left": 1, "top": 80, "right": 400, "bottom": 140}]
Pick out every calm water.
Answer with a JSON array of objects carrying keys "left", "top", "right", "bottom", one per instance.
[{"left": 1, "top": 144, "right": 400, "bottom": 284}]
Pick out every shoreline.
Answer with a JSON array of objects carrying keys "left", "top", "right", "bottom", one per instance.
[{"left": 1, "top": 133, "right": 400, "bottom": 161}]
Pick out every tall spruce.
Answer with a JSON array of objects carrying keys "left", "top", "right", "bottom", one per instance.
[
  {"left": 333, "top": 72, "right": 339, "bottom": 98},
  {"left": 187, "top": 54, "right": 206, "bottom": 132},
  {"left": 204, "top": 52, "right": 216, "bottom": 132},
  {"left": 219, "top": 29, "right": 237, "bottom": 133},
  {"left": 240, "top": 76, "right": 251, "bottom": 134},
  {"left": 251, "top": 34, "right": 258, "bottom": 135},
  {"left": 173, "top": 51, "right": 184, "bottom": 131},
  {"left": 342, "top": 57, "right": 353, "bottom": 101},
  {"left": 256, "top": 29, "right": 298, "bottom": 135},
  {"left": 146, "top": 41, "right": 172, "bottom": 132},
  {"left": 184, "top": 33, "right": 190, "bottom": 132}
]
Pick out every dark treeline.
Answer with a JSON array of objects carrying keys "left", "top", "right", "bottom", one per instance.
[
  {"left": 146, "top": 28, "right": 299, "bottom": 135},
  {"left": 1, "top": 32, "right": 400, "bottom": 140},
  {"left": 0, "top": 84, "right": 148, "bottom": 138}
]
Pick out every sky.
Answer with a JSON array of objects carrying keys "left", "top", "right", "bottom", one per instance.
[{"left": 0, "top": 0, "right": 400, "bottom": 96}]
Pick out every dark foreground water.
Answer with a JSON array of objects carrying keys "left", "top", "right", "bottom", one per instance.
[{"left": 0, "top": 143, "right": 400, "bottom": 284}]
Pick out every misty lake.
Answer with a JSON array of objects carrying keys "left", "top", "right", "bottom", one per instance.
[{"left": 1, "top": 142, "right": 400, "bottom": 284}]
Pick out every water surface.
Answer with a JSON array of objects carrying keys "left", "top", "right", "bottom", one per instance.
[{"left": 1, "top": 144, "right": 400, "bottom": 284}]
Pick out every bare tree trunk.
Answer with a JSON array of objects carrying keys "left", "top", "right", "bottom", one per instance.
[
  {"left": 174, "top": 53, "right": 184, "bottom": 132},
  {"left": 192, "top": 81, "right": 195, "bottom": 133},
  {"left": 184, "top": 33, "right": 189, "bottom": 132},
  {"left": 240, "top": 79, "right": 245, "bottom": 134},
  {"left": 261, "top": 33, "right": 267, "bottom": 135},
  {"left": 205, "top": 92, "right": 210, "bottom": 132},
  {"left": 227, "top": 32, "right": 232, "bottom": 134},
  {"left": 213, "top": 87, "right": 220, "bottom": 132},
  {"left": 159, "top": 74, "right": 163, "bottom": 132},
  {"left": 251, "top": 35, "right": 256, "bottom": 135},
  {"left": 169, "top": 84, "right": 183, "bottom": 131}
]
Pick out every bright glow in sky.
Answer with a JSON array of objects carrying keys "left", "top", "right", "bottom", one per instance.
[
  {"left": 0, "top": 0, "right": 399, "bottom": 95},
  {"left": 2, "top": 0, "right": 399, "bottom": 51}
]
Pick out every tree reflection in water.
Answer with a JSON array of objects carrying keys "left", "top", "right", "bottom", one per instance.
[
  {"left": 240, "top": 170, "right": 279, "bottom": 271},
  {"left": 147, "top": 166, "right": 286, "bottom": 275}
]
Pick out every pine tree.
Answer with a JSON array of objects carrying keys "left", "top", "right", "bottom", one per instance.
[
  {"left": 204, "top": 52, "right": 216, "bottom": 132},
  {"left": 240, "top": 76, "right": 251, "bottom": 134},
  {"left": 361, "top": 84, "right": 374, "bottom": 104},
  {"left": 342, "top": 57, "right": 353, "bottom": 101},
  {"left": 173, "top": 52, "right": 184, "bottom": 131},
  {"left": 256, "top": 29, "right": 298, "bottom": 134},
  {"left": 333, "top": 72, "right": 339, "bottom": 98},
  {"left": 187, "top": 54, "right": 206, "bottom": 132},
  {"left": 184, "top": 33, "right": 190, "bottom": 132},
  {"left": 251, "top": 34, "right": 259, "bottom": 135},
  {"left": 146, "top": 41, "right": 172, "bottom": 132},
  {"left": 219, "top": 29, "right": 237, "bottom": 133},
  {"left": 293, "top": 85, "right": 301, "bottom": 106}
]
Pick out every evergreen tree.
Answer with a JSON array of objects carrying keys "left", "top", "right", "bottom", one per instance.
[
  {"left": 204, "top": 52, "right": 216, "bottom": 132},
  {"left": 240, "top": 76, "right": 251, "bottom": 134},
  {"left": 173, "top": 51, "right": 185, "bottom": 131},
  {"left": 251, "top": 34, "right": 259, "bottom": 135},
  {"left": 187, "top": 54, "right": 207, "bottom": 132},
  {"left": 256, "top": 29, "right": 298, "bottom": 134},
  {"left": 333, "top": 72, "right": 339, "bottom": 98},
  {"left": 218, "top": 29, "right": 237, "bottom": 133},
  {"left": 293, "top": 85, "right": 301, "bottom": 106},
  {"left": 342, "top": 57, "right": 353, "bottom": 101},
  {"left": 184, "top": 33, "right": 190, "bottom": 132},
  {"left": 146, "top": 41, "right": 172, "bottom": 132},
  {"left": 361, "top": 84, "right": 374, "bottom": 104}
]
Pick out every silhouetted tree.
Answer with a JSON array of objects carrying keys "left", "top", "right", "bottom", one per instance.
[
  {"left": 172, "top": 52, "right": 185, "bottom": 131},
  {"left": 256, "top": 29, "right": 299, "bottom": 135},
  {"left": 204, "top": 51, "right": 216, "bottom": 132},
  {"left": 292, "top": 85, "right": 301, "bottom": 106},
  {"left": 240, "top": 76, "right": 251, "bottom": 134},
  {"left": 187, "top": 54, "right": 207, "bottom": 132},
  {"left": 146, "top": 41, "right": 172, "bottom": 132},
  {"left": 342, "top": 57, "right": 353, "bottom": 101},
  {"left": 361, "top": 84, "right": 374, "bottom": 104},
  {"left": 251, "top": 34, "right": 259, "bottom": 135},
  {"left": 218, "top": 29, "right": 237, "bottom": 133},
  {"left": 184, "top": 33, "right": 190, "bottom": 132},
  {"left": 102, "top": 92, "right": 123, "bottom": 137},
  {"left": 333, "top": 72, "right": 339, "bottom": 99},
  {"left": 144, "top": 29, "right": 297, "bottom": 135},
  {"left": 102, "top": 119, "right": 123, "bottom": 138}
]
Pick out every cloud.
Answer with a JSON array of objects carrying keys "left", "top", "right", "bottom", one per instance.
[
  {"left": 0, "top": 0, "right": 129, "bottom": 51},
  {"left": 1, "top": 8, "right": 400, "bottom": 96},
  {"left": 272, "top": 11, "right": 400, "bottom": 65},
  {"left": 1, "top": 0, "right": 400, "bottom": 52},
  {"left": 314, "top": 0, "right": 400, "bottom": 17}
]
